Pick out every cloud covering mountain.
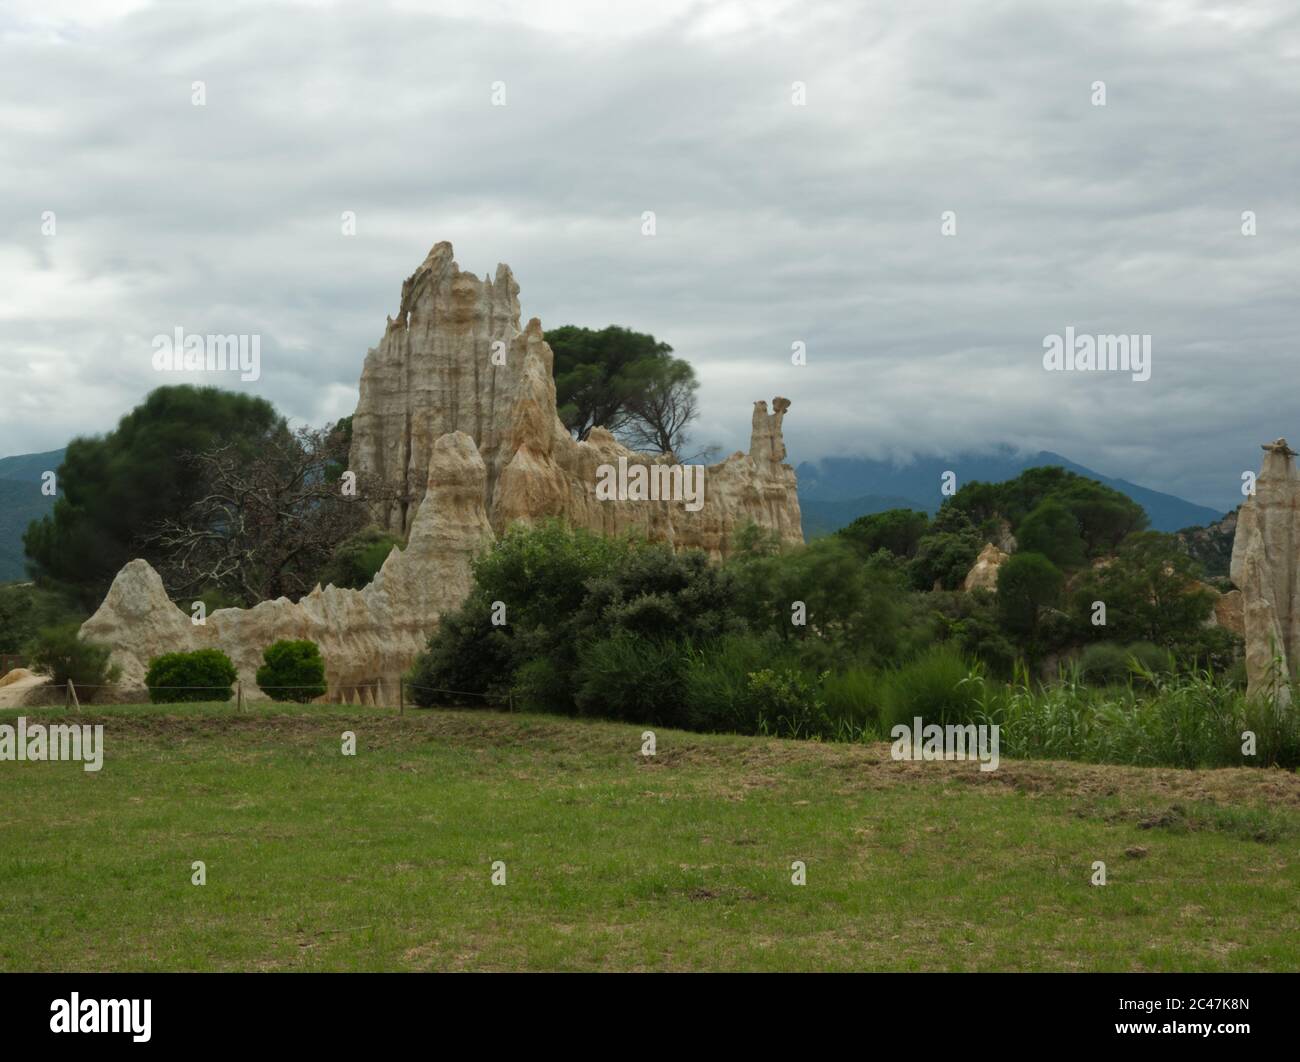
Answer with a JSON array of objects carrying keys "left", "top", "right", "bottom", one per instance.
[{"left": 2, "top": 0, "right": 1296, "bottom": 514}]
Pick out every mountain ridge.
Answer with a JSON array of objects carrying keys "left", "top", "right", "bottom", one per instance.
[{"left": 796, "top": 446, "right": 1222, "bottom": 535}]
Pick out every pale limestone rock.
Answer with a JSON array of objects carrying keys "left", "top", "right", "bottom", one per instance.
[
  {"left": 963, "top": 542, "right": 1010, "bottom": 593},
  {"left": 80, "top": 432, "right": 495, "bottom": 702},
  {"left": 1214, "top": 589, "right": 1244, "bottom": 637},
  {"left": 0, "top": 670, "right": 52, "bottom": 708},
  {"left": 349, "top": 242, "right": 803, "bottom": 559},
  {"left": 0, "top": 667, "right": 36, "bottom": 690},
  {"left": 1229, "top": 438, "right": 1300, "bottom": 703}
]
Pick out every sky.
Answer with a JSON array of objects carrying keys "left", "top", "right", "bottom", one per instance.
[{"left": 2, "top": 0, "right": 1297, "bottom": 512}]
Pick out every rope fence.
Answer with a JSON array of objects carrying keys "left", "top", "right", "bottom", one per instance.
[{"left": 6, "top": 678, "right": 507, "bottom": 715}]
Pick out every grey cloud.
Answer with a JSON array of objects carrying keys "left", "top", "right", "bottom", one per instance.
[{"left": 1, "top": 0, "right": 1297, "bottom": 513}]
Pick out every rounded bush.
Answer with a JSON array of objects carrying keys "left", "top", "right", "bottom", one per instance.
[
  {"left": 145, "top": 648, "right": 237, "bottom": 704},
  {"left": 256, "top": 639, "right": 327, "bottom": 703},
  {"left": 1077, "top": 642, "right": 1129, "bottom": 686}
]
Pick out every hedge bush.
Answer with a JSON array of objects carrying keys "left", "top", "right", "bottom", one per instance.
[
  {"left": 145, "top": 648, "right": 236, "bottom": 703},
  {"left": 256, "top": 639, "right": 327, "bottom": 703}
]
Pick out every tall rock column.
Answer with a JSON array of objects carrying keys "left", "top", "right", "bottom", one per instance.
[
  {"left": 348, "top": 241, "right": 524, "bottom": 535},
  {"left": 350, "top": 241, "right": 804, "bottom": 559},
  {"left": 1229, "top": 438, "right": 1300, "bottom": 704}
]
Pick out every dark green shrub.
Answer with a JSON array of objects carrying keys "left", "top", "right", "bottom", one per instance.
[
  {"left": 930, "top": 589, "right": 1018, "bottom": 677},
  {"left": 682, "top": 632, "right": 791, "bottom": 732},
  {"left": 406, "top": 596, "right": 514, "bottom": 707},
  {"left": 996, "top": 552, "right": 1063, "bottom": 638},
  {"left": 879, "top": 644, "right": 990, "bottom": 730},
  {"left": 145, "top": 648, "right": 236, "bottom": 703},
  {"left": 320, "top": 527, "right": 403, "bottom": 590},
  {"left": 511, "top": 656, "right": 572, "bottom": 714},
  {"left": 573, "top": 632, "right": 689, "bottom": 727},
  {"left": 820, "top": 666, "right": 885, "bottom": 736},
  {"left": 256, "top": 639, "right": 326, "bottom": 703},
  {"left": 748, "top": 667, "right": 830, "bottom": 739},
  {"left": 1077, "top": 642, "right": 1129, "bottom": 686},
  {"left": 1069, "top": 532, "right": 1214, "bottom": 648},
  {"left": 734, "top": 536, "right": 923, "bottom": 665},
  {"left": 0, "top": 585, "right": 84, "bottom": 655},
  {"left": 26, "top": 622, "right": 120, "bottom": 696}
]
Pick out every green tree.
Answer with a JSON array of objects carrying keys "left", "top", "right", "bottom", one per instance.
[
  {"left": 546, "top": 324, "right": 701, "bottom": 453},
  {"left": 319, "top": 527, "right": 403, "bottom": 590},
  {"left": 734, "top": 536, "right": 918, "bottom": 667},
  {"left": 948, "top": 465, "right": 1146, "bottom": 556},
  {"left": 1016, "top": 498, "right": 1087, "bottom": 570},
  {"left": 1071, "top": 531, "right": 1215, "bottom": 648},
  {"left": 23, "top": 385, "right": 282, "bottom": 606},
  {"left": 908, "top": 507, "right": 982, "bottom": 590},
  {"left": 837, "top": 508, "right": 929, "bottom": 560},
  {"left": 0, "top": 584, "right": 83, "bottom": 654},
  {"left": 997, "top": 552, "right": 1064, "bottom": 638}
]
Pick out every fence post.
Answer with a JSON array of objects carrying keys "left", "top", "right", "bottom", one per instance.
[
  {"left": 237, "top": 681, "right": 243, "bottom": 713},
  {"left": 68, "top": 680, "right": 79, "bottom": 710},
  {"left": 65, "top": 681, "right": 71, "bottom": 709}
]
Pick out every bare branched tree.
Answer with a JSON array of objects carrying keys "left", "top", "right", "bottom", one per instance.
[
  {"left": 620, "top": 359, "right": 716, "bottom": 462},
  {"left": 143, "top": 422, "right": 396, "bottom": 606}
]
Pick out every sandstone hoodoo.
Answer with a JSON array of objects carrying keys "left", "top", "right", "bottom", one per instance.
[
  {"left": 349, "top": 241, "right": 803, "bottom": 558},
  {"left": 1230, "top": 438, "right": 1300, "bottom": 704},
  {"left": 78, "top": 242, "right": 804, "bottom": 700}
]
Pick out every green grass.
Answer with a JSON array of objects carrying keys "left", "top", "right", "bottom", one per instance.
[{"left": 1, "top": 701, "right": 1297, "bottom": 971}]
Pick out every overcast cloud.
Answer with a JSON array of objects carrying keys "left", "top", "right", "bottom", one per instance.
[{"left": 2, "top": 0, "right": 1297, "bottom": 511}]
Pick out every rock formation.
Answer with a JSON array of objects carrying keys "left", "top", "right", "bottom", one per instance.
[
  {"left": 1212, "top": 589, "right": 1244, "bottom": 636},
  {"left": 80, "top": 432, "right": 494, "bottom": 701},
  {"left": 78, "top": 241, "right": 804, "bottom": 699},
  {"left": 1229, "top": 438, "right": 1300, "bottom": 703},
  {"left": 962, "top": 542, "right": 1010, "bottom": 593},
  {"left": 349, "top": 241, "right": 803, "bottom": 559}
]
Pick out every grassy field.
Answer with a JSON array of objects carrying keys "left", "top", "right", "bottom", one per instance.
[{"left": 1, "top": 702, "right": 1297, "bottom": 972}]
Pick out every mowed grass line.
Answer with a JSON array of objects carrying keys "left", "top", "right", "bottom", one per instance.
[{"left": 0, "top": 703, "right": 1296, "bottom": 972}]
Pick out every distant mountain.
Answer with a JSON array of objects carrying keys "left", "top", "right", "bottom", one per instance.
[
  {"left": 800, "top": 495, "right": 921, "bottom": 538},
  {"left": 0, "top": 448, "right": 64, "bottom": 583},
  {"left": 796, "top": 446, "right": 1222, "bottom": 535}
]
